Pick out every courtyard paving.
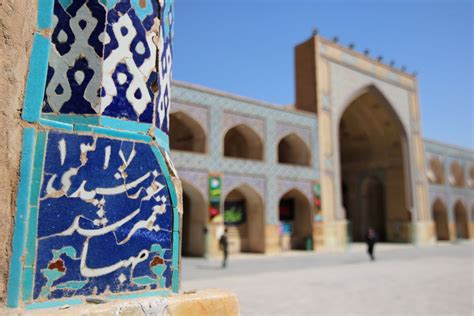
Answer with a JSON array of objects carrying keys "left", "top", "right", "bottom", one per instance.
[{"left": 182, "top": 242, "right": 474, "bottom": 315}]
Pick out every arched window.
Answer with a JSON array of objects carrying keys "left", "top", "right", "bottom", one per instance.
[
  {"left": 224, "top": 125, "right": 263, "bottom": 160},
  {"left": 449, "top": 161, "right": 465, "bottom": 188},
  {"left": 428, "top": 158, "right": 444, "bottom": 185},
  {"left": 169, "top": 112, "right": 206, "bottom": 153},
  {"left": 278, "top": 134, "right": 311, "bottom": 166}
]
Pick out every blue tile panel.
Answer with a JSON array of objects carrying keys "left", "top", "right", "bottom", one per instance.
[
  {"left": 41, "top": 0, "right": 173, "bottom": 134},
  {"left": 23, "top": 131, "right": 176, "bottom": 302}
]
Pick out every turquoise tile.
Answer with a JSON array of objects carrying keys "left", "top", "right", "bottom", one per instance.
[
  {"left": 37, "top": 0, "right": 54, "bottom": 30},
  {"left": 154, "top": 127, "right": 170, "bottom": 151},
  {"left": 22, "top": 266, "right": 34, "bottom": 302},
  {"left": 74, "top": 124, "right": 93, "bottom": 132},
  {"left": 39, "top": 118, "right": 74, "bottom": 131},
  {"left": 93, "top": 126, "right": 151, "bottom": 143},
  {"left": 172, "top": 270, "right": 179, "bottom": 293},
  {"left": 24, "top": 206, "right": 39, "bottom": 267},
  {"left": 41, "top": 114, "right": 100, "bottom": 126},
  {"left": 22, "top": 34, "right": 50, "bottom": 123},
  {"left": 172, "top": 231, "right": 180, "bottom": 267},
  {"left": 29, "top": 131, "right": 47, "bottom": 206},
  {"left": 7, "top": 128, "right": 36, "bottom": 308},
  {"left": 173, "top": 206, "right": 180, "bottom": 231},
  {"left": 101, "top": 116, "right": 152, "bottom": 133}
]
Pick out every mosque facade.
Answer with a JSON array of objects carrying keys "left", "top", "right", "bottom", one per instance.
[{"left": 170, "top": 36, "right": 474, "bottom": 256}]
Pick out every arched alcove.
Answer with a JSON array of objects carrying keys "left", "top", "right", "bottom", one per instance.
[
  {"left": 339, "top": 86, "right": 409, "bottom": 242},
  {"left": 169, "top": 111, "right": 206, "bottom": 153},
  {"left": 454, "top": 200, "right": 469, "bottom": 239},
  {"left": 428, "top": 158, "right": 444, "bottom": 185},
  {"left": 223, "top": 185, "right": 265, "bottom": 253},
  {"left": 278, "top": 189, "right": 313, "bottom": 250},
  {"left": 432, "top": 199, "right": 449, "bottom": 241},
  {"left": 224, "top": 125, "right": 263, "bottom": 160},
  {"left": 181, "top": 182, "right": 207, "bottom": 257},
  {"left": 277, "top": 134, "right": 311, "bottom": 166},
  {"left": 450, "top": 161, "right": 465, "bottom": 188}
]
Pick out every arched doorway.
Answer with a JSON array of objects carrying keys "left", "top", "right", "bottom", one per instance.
[
  {"left": 454, "top": 200, "right": 469, "bottom": 239},
  {"left": 169, "top": 111, "right": 206, "bottom": 153},
  {"left": 278, "top": 189, "right": 313, "bottom": 250},
  {"left": 224, "top": 125, "right": 263, "bottom": 160},
  {"left": 223, "top": 185, "right": 265, "bottom": 253},
  {"left": 428, "top": 158, "right": 444, "bottom": 185},
  {"left": 450, "top": 161, "right": 465, "bottom": 188},
  {"left": 278, "top": 134, "right": 311, "bottom": 166},
  {"left": 181, "top": 182, "right": 207, "bottom": 257},
  {"left": 432, "top": 199, "right": 449, "bottom": 241},
  {"left": 339, "top": 86, "right": 410, "bottom": 242}
]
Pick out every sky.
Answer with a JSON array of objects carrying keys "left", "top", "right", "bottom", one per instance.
[{"left": 172, "top": 0, "right": 473, "bottom": 148}]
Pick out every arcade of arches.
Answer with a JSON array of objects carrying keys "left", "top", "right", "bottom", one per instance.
[{"left": 339, "top": 88, "right": 411, "bottom": 242}]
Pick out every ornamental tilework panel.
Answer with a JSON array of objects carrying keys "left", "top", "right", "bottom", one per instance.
[
  {"left": 43, "top": 0, "right": 105, "bottom": 114},
  {"left": 33, "top": 132, "right": 174, "bottom": 300},
  {"left": 42, "top": 0, "right": 173, "bottom": 133}
]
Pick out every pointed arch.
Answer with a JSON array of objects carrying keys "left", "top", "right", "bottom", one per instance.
[
  {"left": 278, "top": 188, "right": 313, "bottom": 250},
  {"left": 428, "top": 157, "right": 445, "bottom": 185},
  {"left": 181, "top": 180, "right": 208, "bottom": 257},
  {"left": 454, "top": 200, "right": 469, "bottom": 239},
  {"left": 223, "top": 185, "right": 265, "bottom": 253},
  {"left": 277, "top": 133, "right": 311, "bottom": 166},
  {"left": 432, "top": 198, "right": 449, "bottom": 241},
  {"left": 449, "top": 161, "right": 465, "bottom": 188},
  {"left": 338, "top": 85, "right": 411, "bottom": 242},
  {"left": 169, "top": 111, "right": 207, "bottom": 153},
  {"left": 224, "top": 124, "right": 264, "bottom": 160}
]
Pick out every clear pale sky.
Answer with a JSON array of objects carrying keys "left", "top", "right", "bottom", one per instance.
[{"left": 172, "top": 0, "right": 473, "bottom": 148}]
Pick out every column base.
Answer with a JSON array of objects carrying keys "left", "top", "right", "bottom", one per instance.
[
  {"left": 316, "top": 220, "right": 348, "bottom": 251},
  {"left": 1, "top": 289, "right": 239, "bottom": 316},
  {"left": 412, "top": 220, "right": 436, "bottom": 245}
]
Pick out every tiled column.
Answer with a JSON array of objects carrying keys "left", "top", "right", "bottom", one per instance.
[{"left": 6, "top": 0, "right": 180, "bottom": 310}]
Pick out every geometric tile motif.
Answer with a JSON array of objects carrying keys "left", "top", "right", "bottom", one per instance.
[
  {"left": 42, "top": 0, "right": 174, "bottom": 134},
  {"left": 43, "top": 0, "right": 105, "bottom": 114},
  {"left": 154, "top": 0, "right": 174, "bottom": 133},
  {"left": 33, "top": 131, "right": 173, "bottom": 300},
  {"left": 101, "top": 0, "right": 159, "bottom": 123}
]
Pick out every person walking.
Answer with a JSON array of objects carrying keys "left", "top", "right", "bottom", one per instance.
[
  {"left": 366, "top": 228, "right": 378, "bottom": 261},
  {"left": 219, "top": 228, "right": 229, "bottom": 268}
]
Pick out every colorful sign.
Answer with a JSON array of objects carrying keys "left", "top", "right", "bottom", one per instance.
[{"left": 208, "top": 175, "right": 222, "bottom": 220}]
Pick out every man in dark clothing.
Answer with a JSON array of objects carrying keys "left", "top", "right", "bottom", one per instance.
[
  {"left": 366, "top": 228, "right": 378, "bottom": 261},
  {"left": 219, "top": 228, "right": 229, "bottom": 268}
]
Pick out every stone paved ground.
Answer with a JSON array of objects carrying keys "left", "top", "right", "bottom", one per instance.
[{"left": 182, "top": 242, "right": 474, "bottom": 315}]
